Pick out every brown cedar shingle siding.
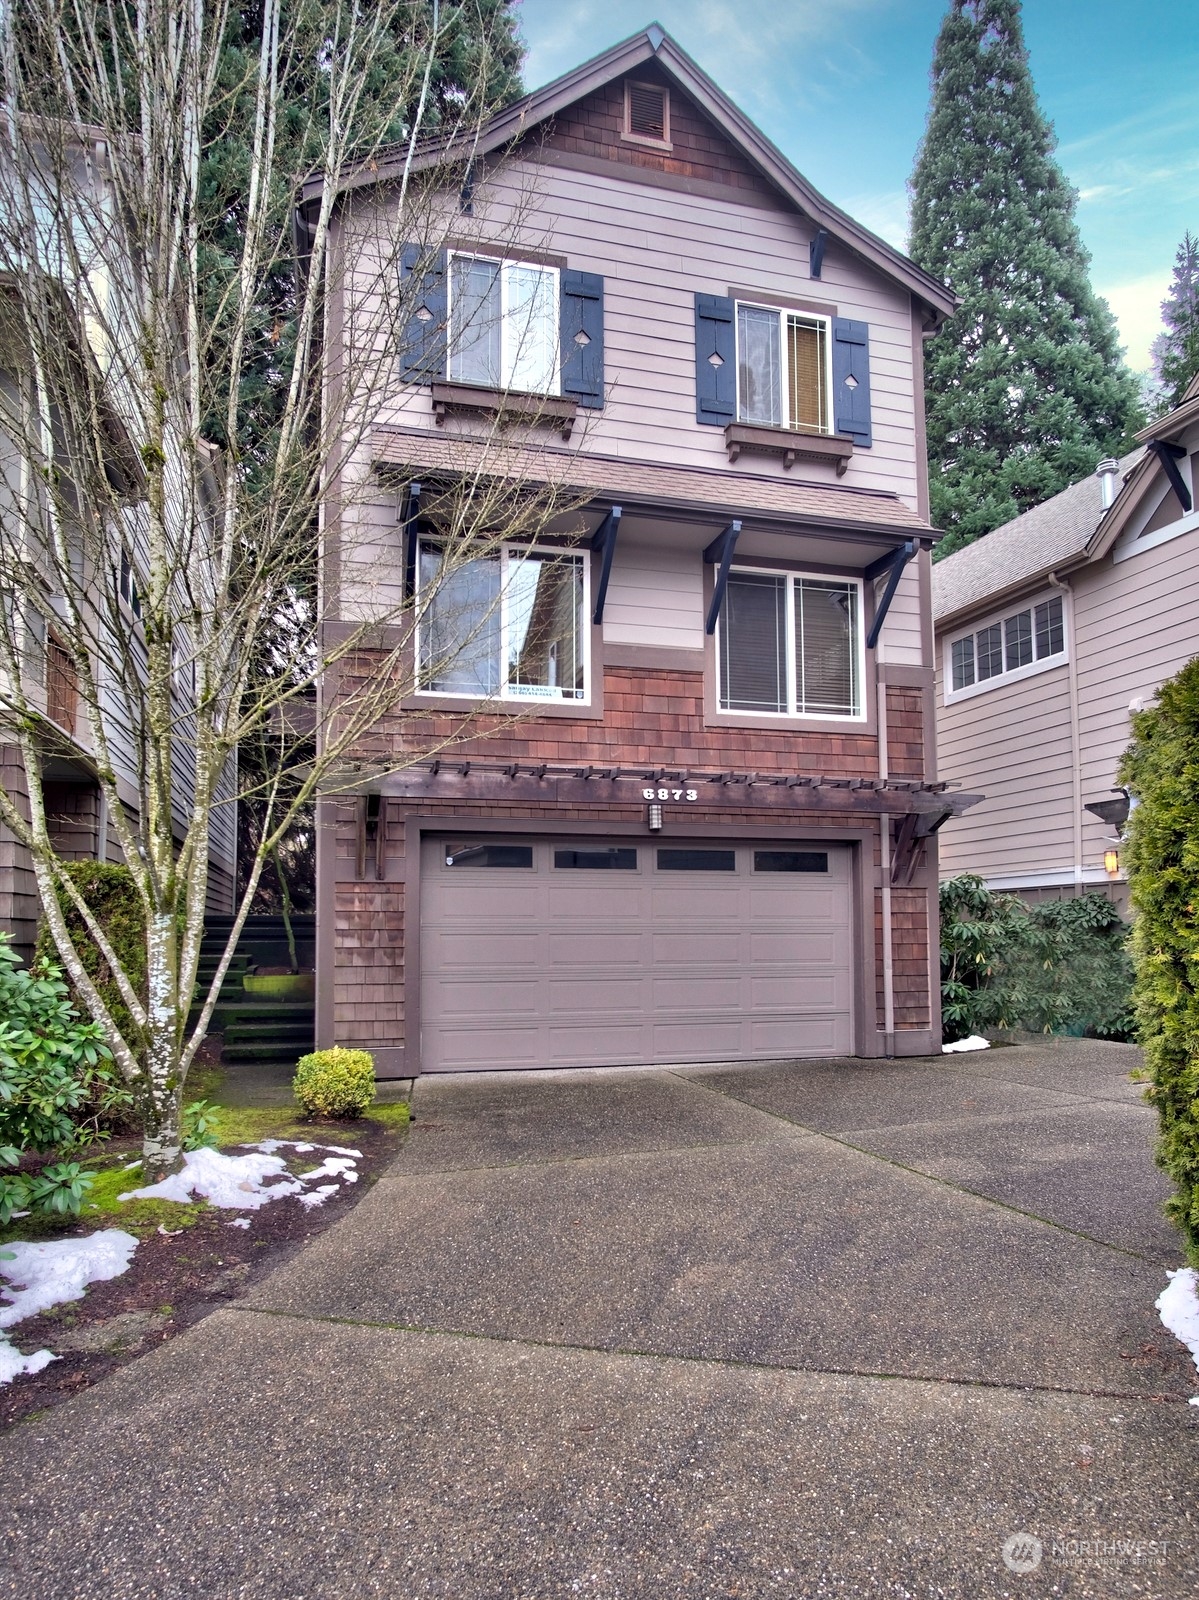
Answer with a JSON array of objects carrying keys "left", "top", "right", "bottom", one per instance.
[
  {"left": 341, "top": 662, "right": 881, "bottom": 775},
  {"left": 885, "top": 686, "right": 924, "bottom": 778},
  {"left": 891, "top": 886, "right": 931, "bottom": 1029},
  {"left": 542, "top": 70, "right": 779, "bottom": 201}
]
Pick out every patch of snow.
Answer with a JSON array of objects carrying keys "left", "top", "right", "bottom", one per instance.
[
  {"left": 225, "top": 1218, "right": 251, "bottom": 1230},
  {"left": 0, "top": 1342, "right": 57, "bottom": 1384},
  {"left": 942, "top": 1035, "right": 991, "bottom": 1053},
  {"left": 0, "top": 1230, "right": 138, "bottom": 1387},
  {"left": 119, "top": 1141, "right": 361, "bottom": 1213},
  {"left": 156, "top": 1224, "right": 183, "bottom": 1237},
  {"left": 1156, "top": 1267, "right": 1199, "bottom": 1403},
  {"left": 122, "top": 1160, "right": 142, "bottom": 1171},
  {"left": 297, "top": 1183, "right": 340, "bottom": 1209}
]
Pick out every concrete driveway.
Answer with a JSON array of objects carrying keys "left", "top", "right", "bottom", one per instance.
[{"left": 4, "top": 1040, "right": 1197, "bottom": 1598}]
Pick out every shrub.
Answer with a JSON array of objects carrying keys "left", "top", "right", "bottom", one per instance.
[
  {"left": 1119, "top": 658, "right": 1199, "bottom": 1259},
  {"left": 0, "top": 932, "right": 125, "bottom": 1222},
  {"left": 939, "top": 876, "right": 1134, "bottom": 1044},
  {"left": 293, "top": 1048, "right": 375, "bottom": 1119},
  {"left": 36, "top": 861, "right": 146, "bottom": 1050}
]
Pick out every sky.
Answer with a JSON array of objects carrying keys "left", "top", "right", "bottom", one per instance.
[{"left": 512, "top": 0, "right": 1199, "bottom": 373}]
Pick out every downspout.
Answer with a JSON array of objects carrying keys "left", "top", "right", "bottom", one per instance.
[
  {"left": 875, "top": 634, "right": 895, "bottom": 1053},
  {"left": 1048, "top": 572, "right": 1083, "bottom": 894}
]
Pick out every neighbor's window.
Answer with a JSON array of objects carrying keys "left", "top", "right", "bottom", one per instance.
[
  {"left": 418, "top": 543, "right": 587, "bottom": 702},
  {"left": 949, "top": 593, "right": 1065, "bottom": 695},
  {"left": 736, "top": 302, "right": 831, "bottom": 433},
  {"left": 448, "top": 254, "right": 559, "bottom": 395},
  {"left": 718, "top": 568, "right": 863, "bottom": 719}
]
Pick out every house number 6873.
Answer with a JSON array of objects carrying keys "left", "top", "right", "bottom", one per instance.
[{"left": 644, "top": 788, "right": 699, "bottom": 801}]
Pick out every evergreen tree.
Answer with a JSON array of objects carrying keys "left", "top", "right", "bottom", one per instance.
[
  {"left": 909, "top": 0, "right": 1143, "bottom": 556},
  {"left": 1151, "top": 231, "right": 1199, "bottom": 412}
]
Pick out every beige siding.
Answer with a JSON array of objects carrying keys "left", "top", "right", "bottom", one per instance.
[
  {"left": 369, "top": 157, "right": 921, "bottom": 509},
  {"left": 602, "top": 541, "right": 704, "bottom": 649},
  {"left": 875, "top": 563, "right": 923, "bottom": 666},
  {"left": 1072, "top": 512, "right": 1199, "bottom": 872},
  {"left": 936, "top": 657, "right": 1076, "bottom": 883}
]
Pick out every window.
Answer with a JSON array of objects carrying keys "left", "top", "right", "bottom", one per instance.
[
  {"left": 718, "top": 568, "right": 863, "bottom": 720},
  {"left": 448, "top": 254, "right": 559, "bottom": 395},
  {"left": 117, "top": 550, "right": 142, "bottom": 618},
  {"left": 445, "top": 844, "right": 533, "bottom": 868},
  {"left": 418, "top": 543, "right": 587, "bottom": 702},
  {"left": 948, "top": 594, "right": 1065, "bottom": 696},
  {"left": 736, "top": 301, "right": 831, "bottom": 433},
  {"left": 754, "top": 851, "right": 828, "bottom": 873},
  {"left": 657, "top": 849, "right": 736, "bottom": 872},
  {"left": 554, "top": 848, "right": 638, "bottom": 870}
]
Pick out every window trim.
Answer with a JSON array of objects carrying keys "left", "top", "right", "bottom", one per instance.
[
  {"left": 943, "top": 589, "right": 1068, "bottom": 705},
  {"left": 714, "top": 562, "right": 866, "bottom": 723},
  {"left": 622, "top": 80, "right": 671, "bottom": 149},
  {"left": 446, "top": 250, "right": 562, "bottom": 397},
  {"left": 414, "top": 540, "right": 592, "bottom": 707},
  {"left": 733, "top": 298, "right": 834, "bottom": 435}
]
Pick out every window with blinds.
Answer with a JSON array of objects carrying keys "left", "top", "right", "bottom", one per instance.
[
  {"left": 719, "top": 568, "right": 863, "bottom": 719},
  {"left": 735, "top": 302, "right": 831, "bottom": 433}
]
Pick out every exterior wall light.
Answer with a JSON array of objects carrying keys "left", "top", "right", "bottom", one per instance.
[
  {"left": 647, "top": 802, "right": 663, "bottom": 831},
  {"left": 1103, "top": 847, "right": 1120, "bottom": 878}
]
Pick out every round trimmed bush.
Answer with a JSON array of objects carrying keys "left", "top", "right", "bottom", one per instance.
[{"left": 293, "top": 1048, "right": 376, "bottom": 1119}]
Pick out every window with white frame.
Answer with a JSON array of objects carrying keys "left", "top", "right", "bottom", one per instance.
[
  {"left": 718, "top": 567, "right": 863, "bottom": 719},
  {"left": 418, "top": 542, "right": 587, "bottom": 702},
  {"left": 448, "top": 254, "right": 560, "bottom": 395},
  {"left": 947, "top": 593, "right": 1065, "bottom": 696},
  {"left": 736, "top": 302, "right": 831, "bottom": 433}
]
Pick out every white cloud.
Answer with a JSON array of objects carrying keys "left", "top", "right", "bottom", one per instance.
[{"left": 1095, "top": 271, "right": 1171, "bottom": 370}]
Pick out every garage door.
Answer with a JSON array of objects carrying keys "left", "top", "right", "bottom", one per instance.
[{"left": 418, "top": 836, "right": 855, "bottom": 1072}]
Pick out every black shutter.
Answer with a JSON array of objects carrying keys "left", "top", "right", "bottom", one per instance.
[
  {"left": 560, "top": 270, "right": 604, "bottom": 408},
  {"left": 832, "top": 317, "right": 872, "bottom": 446},
  {"left": 399, "top": 244, "right": 448, "bottom": 382},
  {"left": 694, "top": 293, "right": 736, "bottom": 425}
]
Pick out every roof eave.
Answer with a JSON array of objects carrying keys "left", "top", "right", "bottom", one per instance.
[
  {"left": 301, "top": 27, "right": 958, "bottom": 325},
  {"left": 933, "top": 552, "right": 1091, "bottom": 634}
]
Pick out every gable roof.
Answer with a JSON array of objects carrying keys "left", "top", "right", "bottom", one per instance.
[
  {"left": 305, "top": 25, "right": 957, "bottom": 328},
  {"left": 931, "top": 449, "right": 1145, "bottom": 626}
]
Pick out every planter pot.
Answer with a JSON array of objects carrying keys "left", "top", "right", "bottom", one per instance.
[{"left": 242, "top": 972, "right": 315, "bottom": 1001}]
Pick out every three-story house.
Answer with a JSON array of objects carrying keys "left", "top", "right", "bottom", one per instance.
[{"left": 307, "top": 26, "right": 966, "bottom": 1076}]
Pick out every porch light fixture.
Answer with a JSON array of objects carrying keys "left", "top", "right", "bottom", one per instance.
[
  {"left": 647, "top": 803, "right": 663, "bottom": 831},
  {"left": 1103, "top": 847, "right": 1120, "bottom": 878}
]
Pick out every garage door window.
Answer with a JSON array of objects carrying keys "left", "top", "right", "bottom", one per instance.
[
  {"left": 754, "top": 850, "right": 829, "bottom": 872},
  {"left": 444, "top": 843, "right": 534, "bottom": 867},
  {"left": 718, "top": 568, "right": 863, "bottom": 720},
  {"left": 554, "top": 848, "right": 638, "bottom": 869},
  {"left": 418, "top": 544, "right": 587, "bottom": 702},
  {"left": 657, "top": 848, "right": 736, "bottom": 871}
]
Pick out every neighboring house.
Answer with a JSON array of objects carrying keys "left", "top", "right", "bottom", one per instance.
[
  {"left": 307, "top": 26, "right": 965, "bottom": 1076},
  {"left": 0, "top": 130, "right": 236, "bottom": 959},
  {"left": 933, "top": 373, "right": 1199, "bottom": 903}
]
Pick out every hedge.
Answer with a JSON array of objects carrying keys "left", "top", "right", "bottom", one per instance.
[
  {"left": 1119, "top": 657, "right": 1199, "bottom": 1260},
  {"left": 36, "top": 861, "right": 147, "bottom": 1049}
]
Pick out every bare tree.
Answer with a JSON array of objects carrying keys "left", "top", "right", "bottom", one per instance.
[{"left": 0, "top": 0, "right": 588, "bottom": 1177}]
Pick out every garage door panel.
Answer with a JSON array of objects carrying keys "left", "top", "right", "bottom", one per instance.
[
  {"left": 750, "top": 931, "right": 848, "bottom": 964},
  {"left": 649, "top": 932, "right": 743, "bottom": 965},
  {"left": 420, "top": 837, "right": 855, "bottom": 1072},
  {"left": 749, "top": 974, "right": 845, "bottom": 1008},
  {"left": 434, "top": 883, "right": 542, "bottom": 918},
  {"left": 425, "top": 936, "right": 545, "bottom": 973},
  {"left": 547, "top": 885, "right": 645, "bottom": 918},
  {"left": 651, "top": 976, "right": 744, "bottom": 1011},
  {"left": 546, "top": 978, "right": 648, "bottom": 1013},
  {"left": 749, "top": 1016, "right": 849, "bottom": 1054},
  {"left": 547, "top": 932, "right": 645, "bottom": 967}
]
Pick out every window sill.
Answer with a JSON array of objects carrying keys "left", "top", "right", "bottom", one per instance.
[
  {"left": 723, "top": 422, "right": 855, "bottom": 475},
  {"left": 431, "top": 381, "right": 578, "bottom": 440}
]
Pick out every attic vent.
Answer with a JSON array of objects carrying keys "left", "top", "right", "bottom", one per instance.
[{"left": 626, "top": 81, "right": 669, "bottom": 144}]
